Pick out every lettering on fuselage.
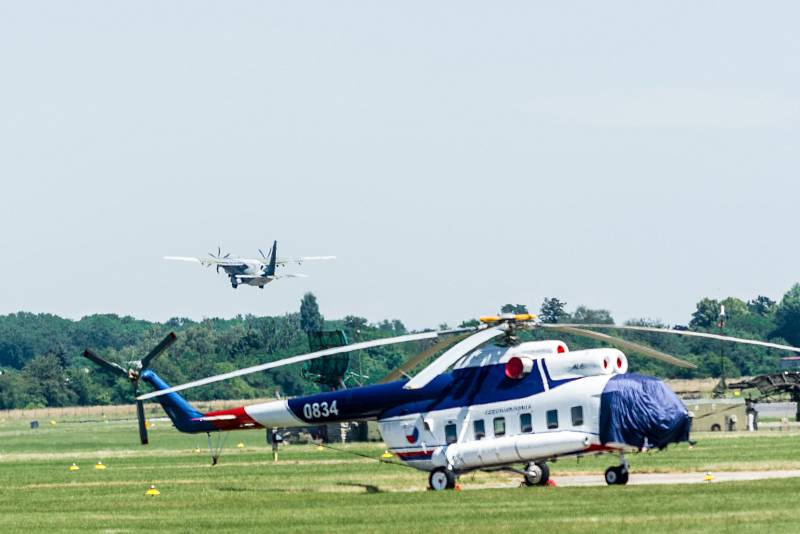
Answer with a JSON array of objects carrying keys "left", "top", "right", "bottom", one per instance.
[{"left": 484, "top": 404, "right": 532, "bottom": 416}]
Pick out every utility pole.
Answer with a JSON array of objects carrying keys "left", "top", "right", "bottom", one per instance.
[{"left": 713, "top": 305, "right": 727, "bottom": 398}]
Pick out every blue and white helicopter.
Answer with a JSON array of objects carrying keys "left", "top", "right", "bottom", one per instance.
[{"left": 86, "top": 314, "right": 800, "bottom": 490}]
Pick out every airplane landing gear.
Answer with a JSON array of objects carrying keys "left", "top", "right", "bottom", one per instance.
[
  {"left": 522, "top": 462, "right": 550, "bottom": 486},
  {"left": 605, "top": 452, "right": 630, "bottom": 485},
  {"left": 428, "top": 467, "right": 457, "bottom": 491}
]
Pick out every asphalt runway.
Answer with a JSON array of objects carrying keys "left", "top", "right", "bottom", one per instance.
[
  {"left": 461, "top": 470, "right": 800, "bottom": 490},
  {"left": 552, "top": 469, "right": 800, "bottom": 487}
]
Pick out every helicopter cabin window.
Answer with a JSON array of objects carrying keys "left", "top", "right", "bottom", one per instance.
[
  {"left": 493, "top": 417, "right": 506, "bottom": 437},
  {"left": 473, "top": 419, "right": 486, "bottom": 440},
  {"left": 520, "top": 413, "right": 533, "bottom": 433},
  {"left": 571, "top": 405, "right": 584, "bottom": 426},
  {"left": 445, "top": 423, "right": 458, "bottom": 444},
  {"left": 546, "top": 409, "right": 559, "bottom": 429}
]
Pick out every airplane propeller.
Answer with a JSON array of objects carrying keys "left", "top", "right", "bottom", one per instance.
[
  {"left": 83, "top": 333, "right": 177, "bottom": 445},
  {"left": 208, "top": 246, "right": 231, "bottom": 273}
]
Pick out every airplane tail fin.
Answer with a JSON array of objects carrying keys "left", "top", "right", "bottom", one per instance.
[
  {"left": 267, "top": 240, "right": 278, "bottom": 276},
  {"left": 139, "top": 370, "right": 216, "bottom": 433}
]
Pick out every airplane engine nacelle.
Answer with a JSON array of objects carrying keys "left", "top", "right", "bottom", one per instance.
[
  {"left": 543, "top": 349, "right": 623, "bottom": 380},
  {"left": 432, "top": 431, "right": 592, "bottom": 470}
]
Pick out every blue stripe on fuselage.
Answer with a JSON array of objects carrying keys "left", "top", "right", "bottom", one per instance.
[{"left": 287, "top": 360, "right": 576, "bottom": 423}]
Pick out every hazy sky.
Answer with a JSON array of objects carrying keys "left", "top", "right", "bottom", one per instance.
[{"left": 2, "top": 2, "right": 799, "bottom": 330}]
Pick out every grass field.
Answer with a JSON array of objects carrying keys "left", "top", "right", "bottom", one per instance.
[{"left": 1, "top": 418, "right": 799, "bottom": 533}]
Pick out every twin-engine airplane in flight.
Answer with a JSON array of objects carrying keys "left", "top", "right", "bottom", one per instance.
[
  {"left": 164, "top": 241, "right": 335, "bottom": 289},
  {"left": 84, "top": 314, "right": 800, "bottom": 490}
]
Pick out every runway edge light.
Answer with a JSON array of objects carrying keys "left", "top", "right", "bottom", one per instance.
[
  {"left": 68, "top": 463, "right": 79, "bottom": 471},
  {"left": 145, "top": 484, "right": 161, "bottom": 496},
  {"left": 95, "top": 462, "right": 106, "bottom": 470}
]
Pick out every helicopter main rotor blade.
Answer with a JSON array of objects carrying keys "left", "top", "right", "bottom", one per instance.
[
  {"left": 546, "top": 324, "right": 800, "bottom": 353},
  {"left": 136, "top": 399, "right": 149, "bottom": 445},
  {"left": 137, "top": 331, "right": 441, "bottom": 400},
  {"left": 403, "top": 328, "right": 505, "bottom": 390},
  {"left": 378, "top": 333, "right": 472, "bottom": 384},
  {"left": 140, "top": 332, "right": 178, "bottom": 370},
  {"left": 82, "top": 349, "right": 129, "bottom": 377},
  {"left": 542, "top": 325, "right": 697, "bottom": 369}
]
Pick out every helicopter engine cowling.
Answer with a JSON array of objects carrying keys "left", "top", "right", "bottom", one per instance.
[
  {"left": 431, "top": 431, "right": 593, "bottom": 470},
  {"left": 543, "top": 349, "right": 622, "bottom": 380},
  {"left": 611, "top": 351, "right": 628, "bottom": 374}
]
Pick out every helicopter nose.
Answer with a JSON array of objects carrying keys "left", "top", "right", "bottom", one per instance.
[{"left": 599, "top": 374, "right": 691, "bottom": 449}]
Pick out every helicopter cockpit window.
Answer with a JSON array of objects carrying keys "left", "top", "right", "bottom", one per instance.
[
  {"left": 454, "top": 344, "right": 507, "bottom": 370},
  {"left": 493, "top": 417, "right": 506, "bottom": 437},
  {"left": 445, "top": 423, "right": 458, "bottom": 444},
  {"left": 571, "top": 405, "right": 584, "bottom": 426},
  {"left": 473, "top": 419, "right": 485, "bottom": 440},
  {"left": 546, "top": 409, "right": 559, "bottom": 429},
  {"left": 520, "top": 413, "right": 533, "bottom": 433}
]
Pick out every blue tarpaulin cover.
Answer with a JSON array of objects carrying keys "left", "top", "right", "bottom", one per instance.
[{"left": 600, "top": 373, "right": 691, "bottom": 449}]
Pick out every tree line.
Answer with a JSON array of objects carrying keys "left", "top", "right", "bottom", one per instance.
[{"left": 1, "top": 284, "right": 799, "bottom": 409}]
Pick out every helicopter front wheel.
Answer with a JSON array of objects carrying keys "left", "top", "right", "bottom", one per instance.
[
  {"left": 428, "top": 467, "right": 457, "bottom": 491},
  {"left": 522, "top": 462, "right": 550, "bottom": 486}
]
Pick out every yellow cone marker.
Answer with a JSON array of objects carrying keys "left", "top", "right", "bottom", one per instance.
[
  {"left": 68, "top": 463, "right": 79, "bottom": 471},
  {"left": 50, "top": 420, "right": 57, "bottom": 426},
  {"left": 236, "top": 442, "right": 245, "bottom": 449},
  {"left": 704, "top": 472, "right": 714, "bottom": 482},
  {"left": 95, "top": 462, "right": 107, "bottom": 470},
  {"left": 381, "top": 450, "right": 393, "bottom": 459},
  {"left": 145, "top": 484, "right": 161, "bottom": 496}
]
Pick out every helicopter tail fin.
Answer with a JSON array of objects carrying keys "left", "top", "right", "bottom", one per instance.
[{"left": 139, "top": 370, "right": 213, "bottom": 433}]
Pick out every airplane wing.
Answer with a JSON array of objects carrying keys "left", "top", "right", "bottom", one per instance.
[
  {"left": 236, "top": 274, "right": 309, "bottom": 283},
  {"left": 275, "top": 256, "right": 336, "bottom": 267},
  {"left": 164, "top": 256, "right": 247, "bottom": 268}
]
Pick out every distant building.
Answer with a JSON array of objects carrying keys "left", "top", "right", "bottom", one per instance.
[{"left": 780, "top": 356, "right": 800, "bottom": 370}]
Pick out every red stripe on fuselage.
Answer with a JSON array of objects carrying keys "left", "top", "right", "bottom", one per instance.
[{"left": 201, "top": 406, "right": 264, "bottom": 431}]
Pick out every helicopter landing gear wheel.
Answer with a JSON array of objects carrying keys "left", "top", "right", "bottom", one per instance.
[
  {"left": 604, "top": 465, "right": 629, "bottom": 485},
  {"left": 428, "top": 467, "right": 457, "bottom": 491},
  {"left": 522, "top": 462, "right": 550, "bottom": 486}
]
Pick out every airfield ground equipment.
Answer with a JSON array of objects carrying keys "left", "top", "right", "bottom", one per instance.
[
  {"left": 684, "top": 398, "right": 746, "bottom": 432},
  {"left": 729, "top": 372, "right": 800, "bottom": 421}
]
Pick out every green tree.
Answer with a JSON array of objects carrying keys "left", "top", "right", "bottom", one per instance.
[
  {"left": 689, "top": 298, "right": 721, "bottom": 329},
  {"left": 300, "top": 293, "right": 324, "bottom": 334},
  {"left": 501, "top": 304, "right": 529, "bottom": 314},
  {"left": 22, "top": 354, "right": 76, "bottom": 407},
  {"left": 571, "top": 306, "right": 614, "bottom": 324},
  {"left": 540, "top": 298, "right": 569, "bottom": 324},
  {"left": 774, "top": 284, "right": 800, "bottom": 346},
  {"left": 720, "top": 298, "right": 748, "bottom": 320},
  {"left": 747, "top": 295, "right": 776, "bottom": 316}
]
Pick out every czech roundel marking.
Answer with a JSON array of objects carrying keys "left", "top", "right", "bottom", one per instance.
[{"left": 405, "top": 426, "right": 419, "bottom": 444}]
